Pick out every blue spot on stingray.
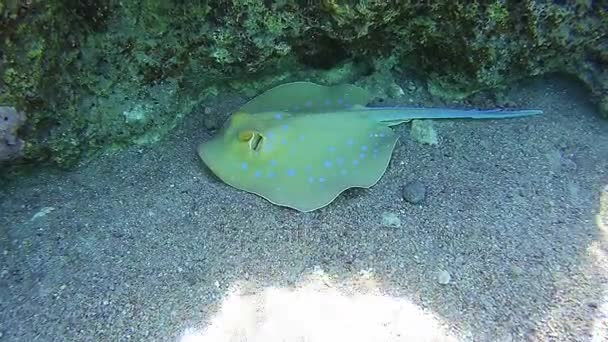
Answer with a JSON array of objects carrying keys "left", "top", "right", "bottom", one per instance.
[
  {"left": 308, "top": 176, "right": 314, "bottom": 183},
  {"left": 305, "top": 100, "right": 312, "bottom": 107},
  {"left": 324, "top": 160, "right": 333, "bottom": 168},
  {"left": 254, "top": 170, "right": 262, "bottom": 178},
  {"left": 352, "top": 159, "right": 360, "bottom": 166},
  {"left": 267, "top": 132, "right": 275, "bottom": 139},
  {"left": 319, "top": 177, "right": 326, "bottom": 183},
  {"left": 281, "top": 138, "right": 287, "bottom": 145},
  {"left": 361, "top": 145, "right": 368, "bottom": 151},
  {"left": 340, "top": 169, "right": 348, "bottom": 175},
  {"left": 274, "top": 113, "right": 283, "bottom": 120},
  {"left": 328, "top": 146, "right": 336, "bottom": 152},
  {"left": 306, "top": 165, "right": 312, "bottom": 171},
  {"left": 379, "top": 133, "right": 385, "bottom": 137},
  {"left": 336, "top": 157, "right": 344, "bottom": 165},
  {"left": 373, "top": 148, "right": 379, "bottom": 153},
  {"left": 292, "top": 106, "right": 300, "bottom": 111},
  {"left": 268, "top": 171, "right": 276, "bottom": 178},
  {"left": 287, "top": 169, "right": 296, "bottom": 177},
  {"left": 281, "top": 124, "right": 289, "bottom": 130},
  {"left": 324, "top": 99, "right": 331, "bottom": 105},
  {"left": 359, "top": 153, "right": 366, "bottom": 159},
  {"left": 241, "top": 162, "right": 248, "bottom": 170},
  {"left": 337, "top": 98, "right": 344, "bottom": 104},
  {"left": 347, "top": 138, "right": 354, "bottom": 146},
  {"left": 299, "top": 135, "right": 305, "bottom": 141},
  {"left": 270, "top": 159, "right": 278, "bottom": 166}
]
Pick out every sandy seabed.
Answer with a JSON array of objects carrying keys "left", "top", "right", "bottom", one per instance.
[{"left": 1, "top": 75, "right": 607, "bottom": 341}]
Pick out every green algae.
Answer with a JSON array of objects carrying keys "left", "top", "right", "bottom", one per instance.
[{"left": 0, "top": 0, "right": 606, "bottom": 169}]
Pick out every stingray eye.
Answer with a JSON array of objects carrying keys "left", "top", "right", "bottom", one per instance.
[
  {"left": 238, "top": 130, "right": 264, "bottom": 152},
  {"left": 238, "top": 130, "right": 254, "bottom": 142}
]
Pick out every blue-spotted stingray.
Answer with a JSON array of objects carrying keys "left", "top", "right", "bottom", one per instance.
[{"left": 198, "top": 82, "right": 542, "bottom": 212}]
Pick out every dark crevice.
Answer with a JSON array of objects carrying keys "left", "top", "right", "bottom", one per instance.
[{"left": 293, "top": 30, "right": 349, "bottom": 69}]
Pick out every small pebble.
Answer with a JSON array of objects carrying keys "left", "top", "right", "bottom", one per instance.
[
  {"left": 381, "top": 212, "right": 401, "bottom": 228},
  {"left": 410, "top": 119, "right": 438, "bottom": 145},
  {"left": 437, "top": 270, "right": 451, "bottom": 285},
  {"left": 30, "top": 207, "right": 56, "bottom": 221},
  {"left": 599, "top": 96, "right": 608, "bottom": 118},
  {"left": 510, "top": 265, "right": 524, "bottom": 276},
  {"left": 203, "top": 111, "right": 219, "bottom": 130},
  {"left": 402, "top": 180, "right": 426, "bottom": 204},
  {"left": 388, "top": 83, "right": 405, "bottom": 98}
]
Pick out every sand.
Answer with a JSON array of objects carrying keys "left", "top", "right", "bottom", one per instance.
[{"left": 1, "top": 74, "right": 607, "bottom": 341}]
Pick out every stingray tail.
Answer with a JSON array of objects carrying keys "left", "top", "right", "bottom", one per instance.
[{"left": 363, "top": 107, "right": 543, "bottom": 125}]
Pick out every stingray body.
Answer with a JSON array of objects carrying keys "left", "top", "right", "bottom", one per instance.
[{"left": 198, "top": 82, "right": 542, "bottom": 212}]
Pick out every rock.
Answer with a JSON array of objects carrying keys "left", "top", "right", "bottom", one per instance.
[
  {"left": 0, "top": 106, "right": 26, "bottom": 162},
  {"left": 30, "top": 207, "right": 55, "bottom": 221},
  {"left": 381, "top": 212, "right": 401, "bottom": 228},
  {"left": 437, "top": 270, "right": 451, "bottom": 285},
  {"left": 510, "top": 265, "right": 524, "bottom": 276},
  {"left": 599, "top": 96, "right": 608, "bottom": 118},
  {"left": 402, "top": 180, "right": 426, "bottom": 204},
  {"left": 410, "top": 119, "right": 438, "bottom": 145},
  {"left": 203, "top": 109, "right": 220, "bottom": 131},
  {"left": 387, "top": 82, "right": 405, "bottom": 98}
]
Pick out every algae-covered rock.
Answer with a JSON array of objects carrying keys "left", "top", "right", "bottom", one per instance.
[
  {"left": 0, "top": 106, "right": 26, "bottom": 162},
  {"left": 411, "top": 120, "right": 439, "bottom": 146},
  {"left": 0, "top": 1, "right": 606, "bottom": 169}
]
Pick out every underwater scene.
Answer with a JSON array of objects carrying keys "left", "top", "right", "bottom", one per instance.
[{"left": 1, "top": 1, "right": 607, "bottom": 341}]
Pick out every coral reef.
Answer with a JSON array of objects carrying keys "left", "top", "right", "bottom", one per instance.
[{"left": 0, "top": 0, "right": 606, "bottom": 168}]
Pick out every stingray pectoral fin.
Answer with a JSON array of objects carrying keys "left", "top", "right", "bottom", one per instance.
[
  {"left": 238, "top": 82, "right": 371, "bottom": 114},
  {"left": 198, "top": 139, "right": 224, "bottom": 179}
]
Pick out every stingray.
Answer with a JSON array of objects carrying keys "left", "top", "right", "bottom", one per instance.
[{"left": 198, "top": 82, "right": 542, "bottom": 212}]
